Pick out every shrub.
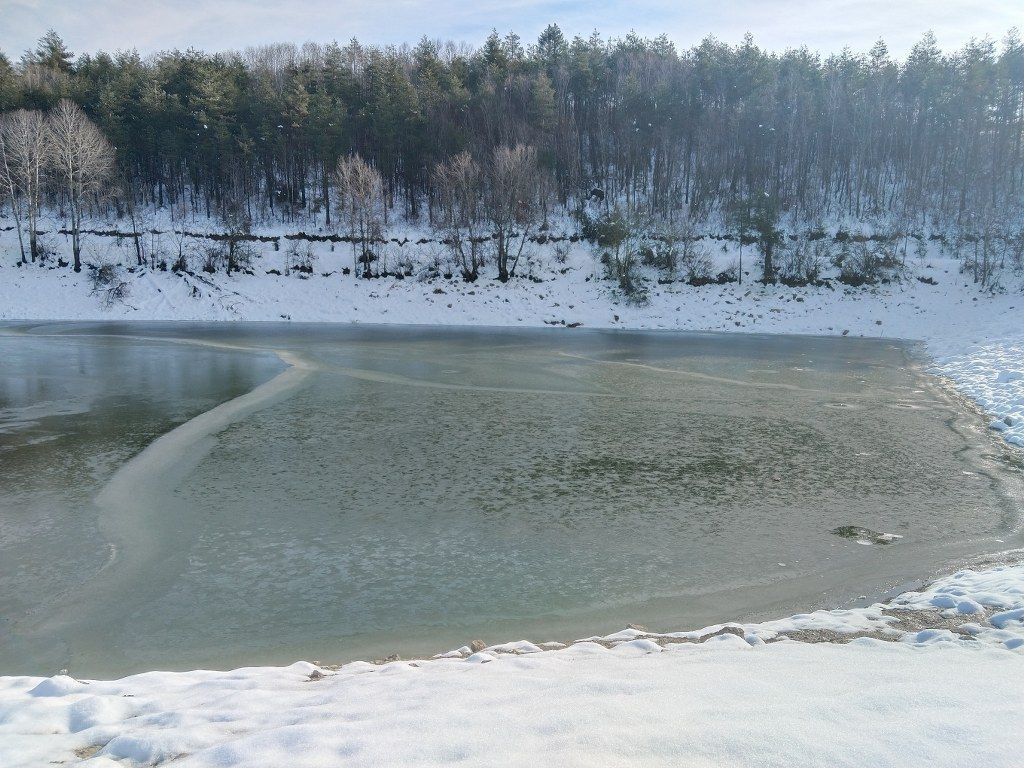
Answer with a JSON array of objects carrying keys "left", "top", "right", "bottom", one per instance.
[
  {"left": 839, "top": 243, "right": 902, "bottom": 286},
  {"left": 590, "top": 209, "right": 647, "bottom": 302},
  {"left": 286, "top": 242, "right": 316, "bottom": 275},
  {"left": 89, "top": 263, "right": 130, "bottom": 307},
  {"left": 779, "top": 243, "right": 822, "bottom": 285},
  {"left": 202, "top": 243, "right": 225, "bottom": 273}
]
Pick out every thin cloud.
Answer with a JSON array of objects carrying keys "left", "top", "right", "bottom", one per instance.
[{"left": 1, "top": 0, "right": 1019, "bottom": 59}]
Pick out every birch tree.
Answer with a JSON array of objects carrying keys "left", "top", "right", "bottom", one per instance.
[
  {"left": 0, "top": 118, "right": 26, "bottom": 264},
  {"left": 433, "top": 151, "right": 486, "bottom": 281},
  {"left": 486, "top": 144, "right": 542, "bottom": 282},
  {"left": 335, "top": 153, "right": 385, "bottom": 277},
  {"left": 46, "top": 100, "right": 115, "bottom": 272},
  {"left": 0, "top": 110, "right": 47, "bottom": 263}
]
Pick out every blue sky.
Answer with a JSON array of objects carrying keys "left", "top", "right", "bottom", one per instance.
[{"left": 1, "top": 0, "right": 1019, "bottom": 58}]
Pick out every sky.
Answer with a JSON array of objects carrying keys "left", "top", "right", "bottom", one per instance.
[{"left": 1, "top": 0, "right": 1020, "bottom": 60}]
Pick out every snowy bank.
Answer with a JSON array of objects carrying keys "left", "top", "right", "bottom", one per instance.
[
  {"left": 2, "top": 556, "right": 1022, "bottom": 768},
  {"left": 937, "top": 342, "right": 1024, "bottom": 448}
]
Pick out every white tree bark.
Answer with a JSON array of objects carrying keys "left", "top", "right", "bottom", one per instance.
[
  {"left": 433, "top": 151, "right": 486, "bottom": 280},
  {"left": 0, "top": 109, "right": 48, "bottom": 263},
  {"left": 46, "top": 99, "right": 114, "bottom": 272},
  {"left": 335, "top": 154, "right": 385, "bottom": 277}
]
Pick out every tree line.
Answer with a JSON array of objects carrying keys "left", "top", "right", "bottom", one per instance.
[{"left": 1, "top": 27, "right": 1024, "bottom": 286}]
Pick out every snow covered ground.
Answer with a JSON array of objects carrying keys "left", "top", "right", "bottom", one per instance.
[
  {"left": 1, "top": 557, "right": 1022, "bottom": 767},
  {"left": 2, "top": 221, "right": 1024, "bottom": 765}
]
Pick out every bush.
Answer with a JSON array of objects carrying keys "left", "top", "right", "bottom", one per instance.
[
  {"left": 89, "top": 262, "right": 120, "bottom": 289},
  {"left": 576, "top": 208, "right": 602, "bottom": 243},
  {"left": 779, "top": 243, "right": 822, "bottom": 285},
  {"left": 641, "top": 224, "right": 711, "bottom": 283},
  {"left": 590, "top": 210, "right": 648, "bottom": 301},
  {"left": 286, "top": 242, "right": 316, "bottom": 275},
  {"left": 172, "top": 247, "right": 190, "bottom": 273},
  {"left": 718, "top": 262, "right": 739, "bottom": 283},
  {"left": 392, "top": 255, "right": 414, "bottom": 278},
  {"left": 839, "top": 243, "right": 902, "bottom": 286},
  {"left": 601, "top": 248, "right": 646, "bottom": 301},
  {"left": 31, "top": 236, "right": 58, "bottom": 264},
  {"left": 680, "top": 245, "right": 712, "bottom": 283},
  {"left": 202, "top": 243, "right": 225, "bottom": 273},
  {"left": 89, "top": 263, "right": 130, "bottom": 307},
  {"left": 226, "top": 239, "right": 256, "bottom": 274}
]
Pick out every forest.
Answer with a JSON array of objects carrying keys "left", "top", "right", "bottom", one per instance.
[{"left": 1, "top": 27, "right": 1024, "bottom": 288}]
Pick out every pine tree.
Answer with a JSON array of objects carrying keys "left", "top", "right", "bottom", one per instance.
[{"left": 30, "top": 30, "right": 74, "bottom": 73}]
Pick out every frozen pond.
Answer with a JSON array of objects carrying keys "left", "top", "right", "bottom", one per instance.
[{"left": 1, "top": 322, "right": 1021, "bottom": 676}]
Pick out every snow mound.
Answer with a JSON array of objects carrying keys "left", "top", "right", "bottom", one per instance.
[{"left": 27, "top": 676, "right": 87, "bottom": 697}]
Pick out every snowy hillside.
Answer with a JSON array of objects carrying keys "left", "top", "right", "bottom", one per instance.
[{"left": 0, "top": 218, "right": 1019, "bottom": 341}]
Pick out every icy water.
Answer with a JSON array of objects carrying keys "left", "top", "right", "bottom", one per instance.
[{"left": 1, "top": 322, "right": 1022, "bottom": 676}]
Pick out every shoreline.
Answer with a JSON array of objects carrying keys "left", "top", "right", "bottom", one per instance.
[{"left": 1, "top": 550, "right": 1021, "bottom": 768}]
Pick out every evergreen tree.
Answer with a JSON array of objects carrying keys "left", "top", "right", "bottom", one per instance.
[{"left": 29, "top": 30, "right": 74, "bottom": 73}]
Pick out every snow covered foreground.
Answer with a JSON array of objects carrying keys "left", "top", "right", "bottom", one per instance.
[{"left": 2, "top": 559, "right": 1023, "bottom": 768}]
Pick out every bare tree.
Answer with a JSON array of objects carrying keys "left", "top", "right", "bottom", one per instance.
[
  {"left": 335, "top": 153, "right": 385, "bottom": 277},
  {"left": 169, "top": 189, "right": 194, "bottom": 272},
  {"left": 0, "top": 110, "right": 47, "bottom": 263},
  {"left": 46, "top": 99, "right": 115, "bottom": 272},
  {"left": 433, "top": 151, "right": 487, "bottom": 281},
  {"left": 0, "top": 119, "right": 26, "bottom": 264},
  {"left": 118, "top": 168, "right": 148, "bottom": 267},
  {"left": 486, "top": 144, "right": 543, "bottom": 282}
]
